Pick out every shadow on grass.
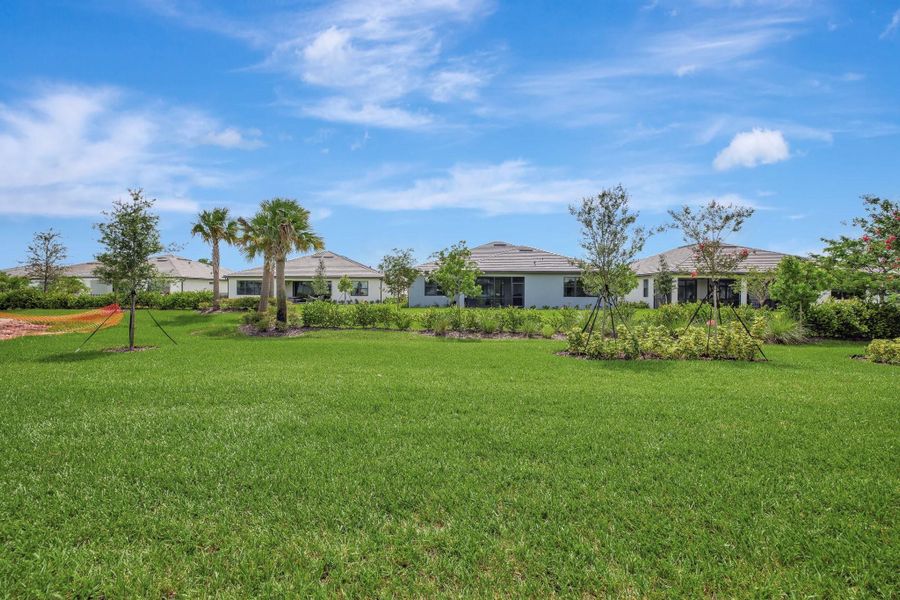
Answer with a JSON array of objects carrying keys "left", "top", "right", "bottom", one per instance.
[{"left": 40, "top": 350, "right": 111, "bottom": 363}]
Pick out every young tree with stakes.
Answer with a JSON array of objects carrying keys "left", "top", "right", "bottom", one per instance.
[
  {"left": 24, "top": 228, "right": 67, "bottom": 292},
  {"left": 94, "top": 189, "right": 166, "bottom": 351},
  {"left": 426, "top": 242, "right": 482, "bottom": 320},
  {"left": 379, "top": 248, "right": 419, "bottom": 307},
  {"left": 191, "top": 208, "right": 239, "bottom": 310},
  {"left": 667, "top": 199, "right": 755, "bottom": 324},
  {"left": 570, "top": 185, "right": 649, "bottom": 338}
]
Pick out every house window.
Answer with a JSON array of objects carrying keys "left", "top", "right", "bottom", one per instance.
[
  {"left": 237, "top": 280, "right": 262, "bottom": 295},
  {"left": 424, "top": 280, "right": 443, "bottom": 296},
  {"left": 643, "top": 278, "right": 649, "bottom": 297},
  {"left": 293, "top": 280, "right": 332, "bottom": 300},
  {"left": 563, "top": 277, "right": 590, "bottom": 297},
  {"left": 677, "top": 279, "right": 697, "bottom": 303},
  {"left": 351, "top": 281, "right": 369, "bottom": 296}
]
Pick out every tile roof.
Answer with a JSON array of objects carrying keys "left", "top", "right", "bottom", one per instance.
[
  {"left": 630, "top": 244, "right": 792, "bottom": 276},
  {"left": 4, "top": 256, "right": 229, "bottom": 281},
  {"left": 150, "top": 255, "right": 229, "bottom": 280},
  {"left": 416, "top": 241, "right": 581, "bottom": 274},
  {"left": 3, "top": 261, "right": 103, "bottom": 278},
  {"left": 228, "top": 251, "right": 382, "bottom": 279}
]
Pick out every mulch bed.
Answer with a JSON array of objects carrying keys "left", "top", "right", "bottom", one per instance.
[{"left": 238, "top": 325, "right": 304, "bottom": 338}]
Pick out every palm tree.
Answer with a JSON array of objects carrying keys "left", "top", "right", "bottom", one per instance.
[
  {"left": 191, "top": 208, "right": 238, "bottom": 310},
  {"left": 237, "top": 212, "right": 276, "bottom": 314},
  {"left": 259, "top": 198, "right": 324, "bottom": 324}
]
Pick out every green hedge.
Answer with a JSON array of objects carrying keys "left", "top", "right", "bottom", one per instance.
[
  {"left": 866, "top": 338, "right": 900, "bottom": 365},
  {"left": 566, "top": 319, "right": 767, "bottom": 361},
  {"left": 0, "top": 289, "right": 214, "bottom": 310},
  {"left": 806, "top": 299, "right": 900, "bottom": 339}
]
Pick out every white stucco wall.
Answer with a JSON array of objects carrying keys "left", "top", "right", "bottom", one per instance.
[
  {"left": 409, "top": 275, "right": 451, "bottom": 307},
  {"left": 409, "top": 274, "right": 597, "bottom": 308},
  {"left": 623, "top": 277, "right": 654, "bottom": 305}
]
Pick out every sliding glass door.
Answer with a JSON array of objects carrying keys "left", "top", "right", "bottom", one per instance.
[{"left": 467, "top": 276, "right": 525, "bottom": 307}]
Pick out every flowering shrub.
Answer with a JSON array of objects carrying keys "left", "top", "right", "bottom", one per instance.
[
  {"left": 566, "top": 320, "right": 765, "bottom": 361},
  {"left": 866, "top": 338, "right": 900, "bottom": 365}
]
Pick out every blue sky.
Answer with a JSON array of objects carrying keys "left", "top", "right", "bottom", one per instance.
[{"left": 1, "top": 0, "right": 898, "bottom": 270}]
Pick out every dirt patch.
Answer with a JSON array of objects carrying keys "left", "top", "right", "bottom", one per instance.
[
  {"left": 103, "top": 345, "right": 158, "bottom": 353},
  {"left": 238, "top": 324, "right": 305, "bottom": 338},
  {"left": 0, "top": 318, "right": 55, "bottom": 340}
]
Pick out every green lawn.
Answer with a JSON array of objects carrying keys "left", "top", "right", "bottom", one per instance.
[{"left": 0, "top": 311, "right": 896, "bottom": 597}]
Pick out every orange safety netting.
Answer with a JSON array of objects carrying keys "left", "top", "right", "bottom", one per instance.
[{"left": 0, "top": 304, "right": 123, "bottom": 340}]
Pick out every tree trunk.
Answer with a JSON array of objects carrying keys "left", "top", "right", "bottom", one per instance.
[
  {"left": 212, "top": 238, "right": 221, "bottom": 310},
  {"left": 129, "top": 289, "right": 136, "bottom": 351},
  {"left": 266, "top": 260, "right": 275, "bottom": 306},
  {"left": 258, "top": 257, "right": 272, "bottom": 313},
  {"left": 276, "top": 257, "right": 287, "bottom": 324}
]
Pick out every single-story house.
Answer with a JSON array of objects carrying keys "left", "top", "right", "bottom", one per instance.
[
  {"left": 624, "top": 244, "right": 791, "bottom": 307},
  {"left": 410, "top": 241, "right": 597, "bottom": 308},
  {"left": 226, "top": 250, "right": 385, "bottom": 302},
  {"left": 2, "top": 254, "right": 230, "bottom": 296}
]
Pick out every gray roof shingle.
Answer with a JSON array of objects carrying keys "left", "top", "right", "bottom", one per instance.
[
  {"left": 3, "top": 255, "right": 228, "bottom": 281},
  {"left": 630, "top": 244, "right": 791, "bottom": 276},
  {"left": 417, "top": 241, "right": 580, "bottom": 274},
  {"left": 228, "top": 251, "right": 382, "bottom": 279}
]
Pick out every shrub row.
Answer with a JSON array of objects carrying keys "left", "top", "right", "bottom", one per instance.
[
  {"left": 866, "top": 338, "right": 900, "bottom": 365},
  {"left": 0, "top": 288, "right": 214, "bottom": 310},
  {"left": 566, "top": 318, "right": 767, "bottom": 361},
  {"left": 639, "top": 302, "right": 807, "bottom": 344},
  {"left": 806, "top": 299, "right": 900, "bottom": 339}
]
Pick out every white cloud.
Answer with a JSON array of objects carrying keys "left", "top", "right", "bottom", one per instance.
[
  {"left": 199, "top": 126, "right": 264, "bottom": 149},
  {"left": 713, "top": 128, "right": 790, "bottom": 170},
  {"left": 429, "top": 69, "right": 486, "bottom": 102},
  {"left": 145, "top": 0, "right": 494, "bottom": 129},
  {"left": 880, "top": 10, "right": 900, "bottom": 39},
  {"left": 0, "top": 85, "right": 253, "bottom": 216},
  {"left": 302, "top": 97, "right": 433, "bottom": 129},
  {"left": 318, "top": 159, "right": 702, "bottom": 215}
]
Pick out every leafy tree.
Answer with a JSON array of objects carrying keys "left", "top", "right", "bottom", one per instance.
[
  {"left": 426, "top": 241, "right": 482, "bottom": 319},
  {"left": 740, "top": 266, "right": 775, "bottom": 307},
  {"left": 667, "top": 199, "right": 754, "bottom": 317},
  {"left": 23, "top": 228, "right": 67, "bottom": 292},
  {"left": 378, "top": 248, "right": 419, "bottom": 306},
  {"left": 311, "top": 257, "right": 330, "bottom": 300},
  {"left": 769, "top": 256, "right": 827, "bottom": 321},
  {"left": 94, "top": 189, "right": 165, "bottom": 351},
  {"left": 654, "top": 256, "right": 674, "bottom": 305},
  {"left": 570, "top": 185, "right": 649, "bottom": 336},
  {"left": 191, "top": 208, "right": 238, "bottom": 310},
  {"left": 338, "top": 274, "right": 352, "bottom": 303},
  {"left": 0, "top": 272, "right": 30, "bottom": 292},
  {"left": 816, "top": 195, "right": 899, "bottom": 300},
  {"left": 49, "top": 276, "right": 89, "bottom": 295},
  {"left": 238, "top": 211, "right": 277, "bottom": 314},
  {"left": 258, "top": 199, "right": 325, "bottom": 323}
]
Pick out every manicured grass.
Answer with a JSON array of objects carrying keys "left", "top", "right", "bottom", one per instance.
[{"left": 0, "top": 311, "right": 896, "bottom": 597}]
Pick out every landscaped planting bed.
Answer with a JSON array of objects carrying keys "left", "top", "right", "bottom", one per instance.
[{"left": 0, "top": 310, "right": 896, "bottom": 596}]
